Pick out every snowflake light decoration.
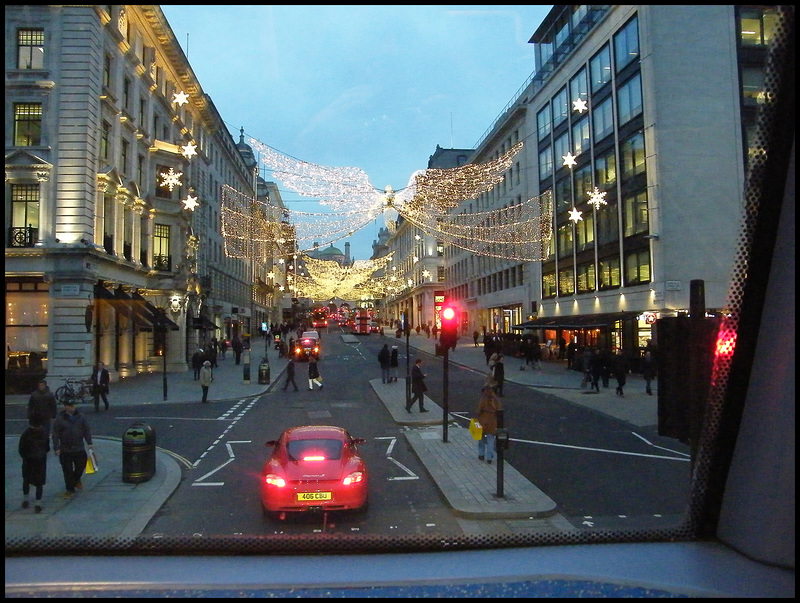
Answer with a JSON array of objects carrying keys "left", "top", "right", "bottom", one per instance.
[
  {"left": 587, "top": 187, "right": 608, "bottom": 210},
  {"left": 181, "top": 142, "right": 197, "bottom": 160},
  {"left": 562, "top": 152, "right": 578, "bottom": 168},
  {"left": 159, "top": 168, "right": 183, "bottom": 191},
  {"left": 172, "top": 91, "right": 190, "bottom": 106},
  {"left": 568, "top": 207, "right": 583, "bottom": 223},
  {"left": 572, "top": 98, "right": 588, "bottom": 113},
  {"left": 182, "top": 194, "right": 199, "bottom": 211}
]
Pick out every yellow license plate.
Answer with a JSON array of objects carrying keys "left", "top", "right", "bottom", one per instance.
[{"left": 297, "top": 491, "right": 332, "bottom": 501}]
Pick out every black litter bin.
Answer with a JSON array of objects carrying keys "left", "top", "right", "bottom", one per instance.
[
  {"left": 122, "top": 422, "right": 156, "bottom": 484},
  {"left": 258, "top": 358, "right": 271, "bottom": 384}
]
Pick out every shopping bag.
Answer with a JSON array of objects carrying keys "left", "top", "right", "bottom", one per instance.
[
  {"left": 85, "top": 449, "right": 99, "bottom": 474},
  {"left": 469, "top": 418, "right": 483, "bottom": 440}
]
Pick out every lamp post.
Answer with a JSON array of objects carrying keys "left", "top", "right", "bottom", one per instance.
[{"left": 403, "top": 311, "right": 411, "bottom": 408}]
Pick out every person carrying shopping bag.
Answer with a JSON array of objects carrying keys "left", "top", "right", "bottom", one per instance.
[{"left": 476, "top": 384, "right": 502, "bottom": 464}]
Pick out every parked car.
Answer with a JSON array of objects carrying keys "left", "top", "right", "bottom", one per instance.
[
  {"left": 261, "top": 425, "right": 369, "bottom": 520},
  {"left": 293, "top": 331, "right": 320, "bottom": 361}
]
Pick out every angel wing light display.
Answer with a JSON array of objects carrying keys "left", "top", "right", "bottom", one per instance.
[{"left": 246, "top": 138, "right": 552, "bottom": 262}]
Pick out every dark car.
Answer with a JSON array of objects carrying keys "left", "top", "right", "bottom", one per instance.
[
  {"left": 261, "top": 425, "right": 369, "bottom": 520},
  {"left": 293, "top": 331, "right": 321, "bottom": 361}
]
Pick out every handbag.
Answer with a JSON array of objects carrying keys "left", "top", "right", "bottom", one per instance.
[{"left": 469, "top": 418, "right": 483, "bottom": 440}]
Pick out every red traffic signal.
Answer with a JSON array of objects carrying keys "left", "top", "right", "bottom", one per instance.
[{"left": 440, "top": 306, "right": 458, "bottom": 348}]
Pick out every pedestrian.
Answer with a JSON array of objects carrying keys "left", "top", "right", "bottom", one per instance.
[
  {"left": 308, "top": 355, "right": 323, "bottom": 390},
  {"left": 52, "top": 398, "right": 93, "bottom": 499},
  {"left": 492, "top": 353, "right": 506, "bottom": 396},
  {"left": 378, "top": 343, "right": 391, "bottom": 383},
  {"left": 483, "top": 336, "right": 494, "bottom": 365},
  {"left": 191, "top": 349, "right": 203, "bottom": 380},
  {"left": 19, "top": 416, "right": 50, "bottom": 513},
  {"left": 587, "top": 349, "right": 602, "bottom": 393},
  {"left": 599, "top": 348, "right": 614, "bottom": 388},
  {"left": 476, "top": 384, "right": 502, "bottom": 464},
  {"left": 282, "top": 356, "right": 299, "bottom": 392},
  {"left": 232, "top": 337, "right": 244, "bottom": 365},
  {"left": 389, "top": 345, "right": 399, "bottom": 382},
  {"left": 27, "top": 379, "right": 57, "bottom": 441},
  {"left": 488, "top": 351, "right": 500, "bottom": 371},
  {"left": 91, "top": 361, "right": 110, "bottom": 412},
  {"left": 614, "top": 350, "right": 629, "bottom": 397},
  {"left": 199, "top": 359, "right": 213, "bottom": 403},
  {"left": 532, "top": 341, "right": 543, "bottom": 369},
  {"left": 220, "top": 338, "right": 228, "bottom": 359},
  {"left": 473, "top": 330, "right": 480, "bottom": 347},
  {"left": 406, "top": 358, "right": 429, "bottom": 413},
  {"left": 642, "top": 351, "right": 656, "bottom": 396}
]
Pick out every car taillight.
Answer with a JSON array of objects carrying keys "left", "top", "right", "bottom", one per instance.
[
  {"left": 265, "top": 474, "right": 286, "bottom": 488},
  {"left": 343, "top": 471, "right": 364, "bottom": 485},
  {"left": 302, "top": 455, "right": 326, "bottom": 461}
]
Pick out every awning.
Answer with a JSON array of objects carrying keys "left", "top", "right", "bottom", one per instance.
[
  {"left": 191, "top": 316, "right": 219, "bottom": 330},
  {"left": 130, "top": 292, "right": 180, "bottom": 331},
  {"left": 512, "top": 311, "right": 641, "bottom": 330}
]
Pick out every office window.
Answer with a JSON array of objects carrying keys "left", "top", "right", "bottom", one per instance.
[
  {"left": 14, "top": 103, "right": 42, "bottom": 146},
  {"left": 17, "top": 29, "right": 44, "bottom": 70},
  {"left": 575, "top": 212, "right": 594, "bottom": 250},
  {"left": 595, "top": 149, "right": 617, "bottom": 189},
  {"left": 572, "top": 117, "right": 590, "bottom": 156},
  {"left": 103, "top": 54, "right": 112, "bottom": 89},
  {"left": 542, "top": 271, "right": 556, "bottom": 298},
  {"left": 596, "top": 202, "right": 619, "bottom": 246},
  {"left": 598, "top": 255, "right": 621, "bottom": 289},
  {"left": 120, "top": 139, "right": 129, "bottom": 176},
  {"left": 576, "top": 262, "right": 596, "bottom": 293},
  {"left": 625, "top": 249, "right": 651, "bottom": 285},
  {"left": 10, "top": 184, "right": 40, "bottom": 248},
  {"left": 614, "top": 16, "right": 639, "bottom": 72},
  {"left": 623, "top": 190, "right": 649, "bottom": 237},
  {"left": 590, "top": 43, "right": 612, "bottom": 92},
  {"left": 617, "top": 73, "right": 643, "bottom": 125},
  {"left": 558, "top": 267, "right": 575, "bottom": 296},
  {"left": 574, "top": 165, "right": 592, "bottom": 202},
  {"left": 539, "top": 147, "right": 553, "bottom": 181},
  {"left": 137, "top": 155, "right": 145, "bottom": 188},
  {"left": 537, "top": 106, "right": 551, "bottom": 141},
  {"left": 620, "top": 131, "right": 646, "bottom": 179},
  {"left": 153, "top": 224, "right": 171, "bottom": 271},
  {"left": 592, "top": 97, "right": 614, "bottom": 141},
  {"left": 569, "top": 68, "right": 589, "bottom": 108},
  {"left": 552, "top": 86, "right": 569, "bottom": 127},
  {"left": 555, "top": 176, "right": 572, "bottom": 214},
  {"left": 123, "top": 77, "right": 131, "bottom": 111},
  {"left": 554, "top": 132, "right": 570, "bottom": 169},
  {"left": 739, "top": 7, "right": 778, "bottom": 47},
  {"left": 557, "top": 222, "right": 574, "bottom": 258}
]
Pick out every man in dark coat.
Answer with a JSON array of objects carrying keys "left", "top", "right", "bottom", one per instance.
[
  {"left": 91, "top": 361, "right": 110, "bottom": 412},
  {"left": 19, "top": 416, "right": 50, "bottom": 512},
  {"left": 378, "top": 344, "right": 391, "bottom": 383},
  {"left": 53, "top": 399, "right": 93, "bottom": 498},
  {"left": 407, "top": 359, "right": 429, "bottom": 413}
]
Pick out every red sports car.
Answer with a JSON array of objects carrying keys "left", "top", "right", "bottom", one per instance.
[{"left": 261, "top": 425, "right": 369, "bottom": 520}]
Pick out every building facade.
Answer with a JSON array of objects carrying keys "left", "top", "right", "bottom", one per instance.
[
  {"left": 439, "top": 5, "right": 776, "bottom": 358},
  {"left": 5, "top": 6, "right": 272, "bottom": 393}
]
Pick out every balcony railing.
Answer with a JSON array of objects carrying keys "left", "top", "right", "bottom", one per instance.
[{"left": 8, "top": 226, "right": 38, "bottom": 248}]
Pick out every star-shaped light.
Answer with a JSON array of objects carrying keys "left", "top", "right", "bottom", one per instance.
[
  {"left": 422, "top": 269, "right": 431, "bottom": 279},
  {"left": 172, "top": 90, "right": 190, "bottom": 106},
  {"left": 181, "top": 142, "right": 197, "bottom": 159},
  {"left": 159, "top": 168, "right": 183, "bottom": 191},
  {"left": 572, "top": 98, "right": 588, "bottom": 113},
  {"left": 267, "top": 271, "right": 275, "bottom": 280},
  {"left": 182, "top": 194, "right": 199, "bottom": 211},
  {"left": 562, "top": 152, "right": 578, "bottom": 168},
  {"left": 568, "top": 207, "right": 583, "bottom": 222},
  {"left": 587, "top": 187, "right": 608, "bottom": 210}
]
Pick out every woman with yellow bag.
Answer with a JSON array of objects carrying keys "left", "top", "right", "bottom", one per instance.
[{"left": 475, "top": 379, "right": 502, "bottom": 464}]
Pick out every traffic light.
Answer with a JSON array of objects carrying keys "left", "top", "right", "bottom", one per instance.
[{"left": 440, "top": 306, "right": 458, "bottom": 349}]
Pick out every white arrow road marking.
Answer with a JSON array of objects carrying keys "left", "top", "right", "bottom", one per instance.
[
  {"left": 192, "top": 440, "right": 251, "bottom": 486},
  {"left": 376, "top": 436, "right": 419, "bottom": 481}
]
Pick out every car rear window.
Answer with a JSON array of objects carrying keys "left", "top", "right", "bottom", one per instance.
[{"left": 287, "top": 439, "right": 343, "bottom": 461}]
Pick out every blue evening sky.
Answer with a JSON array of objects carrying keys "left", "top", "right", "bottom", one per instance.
[{"left": 161, "top": 5, "right": 552, "bottom": 260}]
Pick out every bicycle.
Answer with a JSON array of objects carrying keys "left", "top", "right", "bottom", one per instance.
[{"left": 55, "top": 378, "right": 94, "bottom": 405}]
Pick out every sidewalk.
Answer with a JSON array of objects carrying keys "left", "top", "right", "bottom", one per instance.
[{"left": 6, "top": 332, "right": 657, "bottom": 539}]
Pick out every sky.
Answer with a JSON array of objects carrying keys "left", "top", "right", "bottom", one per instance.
[{"left": 161, "top": 5, "right": 553, "bottom": 260}]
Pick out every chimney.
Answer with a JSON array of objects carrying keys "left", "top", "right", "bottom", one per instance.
[{"left": 345, "top": 242, "right": 351, "bottom": 264}]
